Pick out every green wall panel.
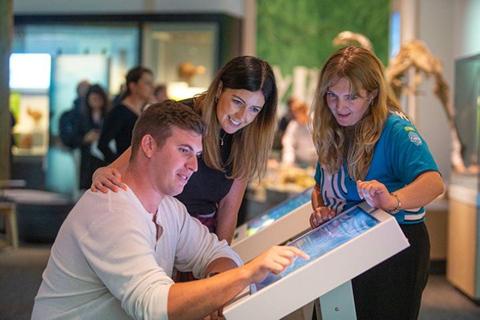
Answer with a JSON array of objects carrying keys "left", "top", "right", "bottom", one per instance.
[{"left": 257, "top": 0, "right": 390, "bottom": 75}]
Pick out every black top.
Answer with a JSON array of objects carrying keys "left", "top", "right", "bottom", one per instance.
[
  {"left": 98, "top": 103, "right": 138, "bottom": 164},
  {"left": 71, "top": 114, "right": 106, "bottom": 189},
  {"left": 175, "top": 99, "right": 235, "bottom": 216},
  {"left": 273, "top": 112, "right": 294, "bottom": 151}
]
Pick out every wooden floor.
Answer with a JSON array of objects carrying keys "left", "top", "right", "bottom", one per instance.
[{"left": 1, "top": 243, "right": 479, "bottom": 320}]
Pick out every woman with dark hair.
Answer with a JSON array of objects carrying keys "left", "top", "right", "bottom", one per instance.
[
  {"left": 71, "top": 84, "right": 110, "bottom": 189},
  {"left": 309, "top": 46, "right": 444, "bottom": 320},
  {"left": 98, "top": 66, "right": 154, "bottom": 163},
  {"left": 92, "top": 56, "right": 278, "bottom": 248}
]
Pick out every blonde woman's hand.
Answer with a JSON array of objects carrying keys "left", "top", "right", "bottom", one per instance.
[
  {"left": 309, "top": 206, "right": 336, "bottom": 229},
  {"left": 91, "top": 167, "right": 126, "bottom": 193},
  {"left": 356, "top": 180, "right": 397, "bottom": 211}
]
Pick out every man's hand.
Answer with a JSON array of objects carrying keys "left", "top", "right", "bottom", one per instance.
[
  {"left": 91, "top": 167, "right": 126, "bottom": 193},
  {"left": 243, "top": 246, "right": 309, "bottom": 284}
]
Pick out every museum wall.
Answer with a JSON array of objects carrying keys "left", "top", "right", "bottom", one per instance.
[
  {"left": 256, "top": 0, "right": 390, "bottom": 70},
  {"left": 256, "top": 0, "right": 389, "bottom": 105},
  {"left": 14, "top": 0, "right": 244, "bottom": 18}
]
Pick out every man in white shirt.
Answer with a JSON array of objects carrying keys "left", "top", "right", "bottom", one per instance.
[{"left": 32, "top": 100, "right": 308, "bottom": 320}]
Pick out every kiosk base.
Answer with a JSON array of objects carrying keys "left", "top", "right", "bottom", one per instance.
[{"left": 316, "top": 280, "right": 356, "bottom": 320}]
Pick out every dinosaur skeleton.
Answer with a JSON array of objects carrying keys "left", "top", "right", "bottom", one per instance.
[
  {"left": 333, "top": 31, "right": 374, "bottom": 53},
  {"left": 385, "top": 40, "right": 465, "bottom": 173}
]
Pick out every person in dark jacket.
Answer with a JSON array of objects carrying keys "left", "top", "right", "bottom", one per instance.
[
  {"left": 98, "top": 67, "right": 154, "bottom": 163},
  {"left": 72, "top": 84, "right": 111, "bottom": 189}
]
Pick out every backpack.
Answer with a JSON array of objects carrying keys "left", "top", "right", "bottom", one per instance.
[{"left": 59, "top": 109, "right": 79, "bottom": 149}]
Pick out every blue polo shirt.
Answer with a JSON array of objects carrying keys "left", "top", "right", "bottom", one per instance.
[{"left": 314, "top": 111, "right": 440, "bottom": 224}]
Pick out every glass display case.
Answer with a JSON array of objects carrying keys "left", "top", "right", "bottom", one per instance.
[
  {"left": 12, "top": 14, "right": 241, "bottom": 195},
  {"left": 453, "top": 52, "right": 480, "bottom": 183},
  {"left": 142, "top": 22, "right": 218, "bottom": 100},
  {"left": 447, "top": 53, "right": 480, "bottom": 303},
  {"left": 9, "top": 53, "right": 51, "bottom": 156}
]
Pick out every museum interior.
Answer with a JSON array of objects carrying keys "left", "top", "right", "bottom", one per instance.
[{"left": 0, "top": 0, "right": 479, "bottom": 319}]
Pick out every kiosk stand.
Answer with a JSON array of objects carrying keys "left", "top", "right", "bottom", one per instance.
[
  {"left": 315, "top": 281, "right": 356, "bottom": 319},
  {"left": 224, "top": 203, "right": 409, "bottom": 319},
  {"left": 232, "top": 187, "right": 313, "bottom": 262}
]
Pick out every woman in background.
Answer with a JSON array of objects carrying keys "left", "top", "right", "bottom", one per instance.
[
  {"left": 72, "top": 84, "right": 110, "bottom": 189},
  {"left": 92, "top": 56, "right": 278, "bottom": 249},
  {"left": 98, "top": 66, "right": 154, "bottom": 164},
  {"left": 309, "top": 46, "right": 443, "bottom": 320}
]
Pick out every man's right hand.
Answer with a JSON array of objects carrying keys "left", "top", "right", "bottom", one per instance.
[
  {"left": 243, "top": 246, "right": 309, "bottom": 284},
  {"left": 91, "top": 167, "right": 126, "bottom": 193}
]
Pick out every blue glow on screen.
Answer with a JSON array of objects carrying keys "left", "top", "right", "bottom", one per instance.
[
  {"left": 9, "top": 53, "right": 51, "bottom": 90},
  {"left": 255, "top": 206, "right": 378, "bottom": 291},
  {"left": 247, "top": 187, "right": 313, "bottom": 236}
]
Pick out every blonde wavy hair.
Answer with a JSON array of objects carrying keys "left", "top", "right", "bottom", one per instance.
[
  {"left": 191, "top": 56, "right": 278, "bottom": 181},
  {"left": 311, "top": 46, "right": 402, "bottom": 180}
]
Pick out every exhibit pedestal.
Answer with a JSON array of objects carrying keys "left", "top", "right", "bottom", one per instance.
[
  {"left": 317, "top": 281, "right": 356, "bottom": 320},
  {"left": 446, "top": 184, "right": 480, "bottom": 303}
]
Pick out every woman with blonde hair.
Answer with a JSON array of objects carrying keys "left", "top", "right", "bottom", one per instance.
[
  {"left": 309, "top": 46, "right": 443, "bottom": 320},
  {"left": 91, "top": 56, "right": 277, "bottom": 249}
]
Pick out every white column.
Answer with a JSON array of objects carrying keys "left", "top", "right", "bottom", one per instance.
[
  {"left": 396, "top": 0, "right": 419, "bottom": 121},
  {"left": 242, "top": 0, "right": 256, "bottom": 56}
]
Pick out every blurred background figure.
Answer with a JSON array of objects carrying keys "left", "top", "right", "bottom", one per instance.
[
  {"left": 9, "top": 110, "right": 16, "bottom": 172},
  {"left": 98, "top": 66, "right": 154, "bottom": 164},
  {"left": 72, "top": 84, "right": 110, "bottom": 190},
  {"left": 281, "top": 100, "right": 317, "bottom": 168},
  {"left": 153, "top": 83, "right": 168, "bottom": 103},
  {"left": 59, "top": 80, "right": 90, "bottom": 149},
  {"left": 73, "top": 80, "right": 90, "bottom": 112},
  {"left": 112, "top": 83, "right": 127, "bottom": 107},
  {"left": 272, "top": 96, "right": 297, "bottom": 152}
]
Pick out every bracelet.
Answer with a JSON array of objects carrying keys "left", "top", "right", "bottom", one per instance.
[{"left": 388, "top": 193, "right": 401, "bottom": 214}]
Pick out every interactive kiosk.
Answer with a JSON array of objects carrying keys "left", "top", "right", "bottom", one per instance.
[
  {"left": 223, "top": 202, "right": 409, "bottom": 319},
  {"left": 232, "top": 187, "right": 314, "bottom": 262}
]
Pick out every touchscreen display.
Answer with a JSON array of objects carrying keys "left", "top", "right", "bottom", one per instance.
[
  {"left": 255, "top": 205, "right": 378, "bottom": 291},
  {"left": 247, "top": 187, "right": 313, "bottom": 236}
]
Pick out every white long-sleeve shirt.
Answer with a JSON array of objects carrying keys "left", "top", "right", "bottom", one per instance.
[{"left": 32, "top": 187, "right": 242, "bottom": 320}]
